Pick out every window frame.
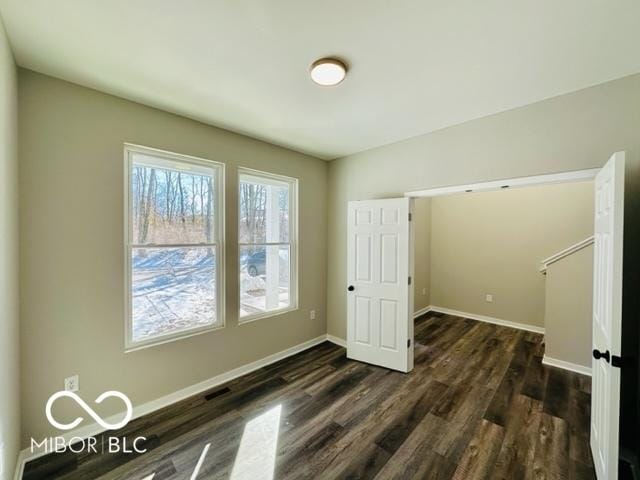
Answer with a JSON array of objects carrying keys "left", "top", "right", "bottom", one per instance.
[
  {"left": 124, "top": 143, "right": 225, "bottom": 352},
  {"left": 237, "top": 167, "right": 299, "bottom": 324}
]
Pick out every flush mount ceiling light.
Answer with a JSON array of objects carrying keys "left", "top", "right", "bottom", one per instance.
[{"left": 310, "top": 58, "right": 347, "bottom": 86}]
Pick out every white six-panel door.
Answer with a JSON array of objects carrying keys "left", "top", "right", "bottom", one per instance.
[
  {"left": 591, "top": 152, "right": 625, "bottom": 480},
  {"left": 347, "top": 198, "right": 414, "bottom": 372}
]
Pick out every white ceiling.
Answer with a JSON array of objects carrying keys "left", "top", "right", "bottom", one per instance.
[{"left": 1, "top": 1, "right": 639, "bottom": 160}]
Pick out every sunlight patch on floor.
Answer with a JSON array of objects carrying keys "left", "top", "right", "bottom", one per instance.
[{"left": 230, "top": 404, "right": 282, "bottom": 480}]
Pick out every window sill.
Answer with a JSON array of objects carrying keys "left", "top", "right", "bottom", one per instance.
[
  {"left": 125, "top": 322, "right": 225, "bottom": 353},
  {"left": 238, "top": 306, "right": 299, "bottom": 325}
]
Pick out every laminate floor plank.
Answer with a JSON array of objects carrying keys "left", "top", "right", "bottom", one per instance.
[
  {"left": 491, "top": 394, "right": 543, "bottom": 480},
  {"left": 334, "top": 443, "right": 391, "bottom": 480},
  {"left": 528, "top": 412, "right": 571, "bottom": 480},
  {"left": 484, "top": 337, "right": 536, "bottom": 427},
  {"left": 277, "top": 367, "right": 389, "bottom": 457},
  {"left": 431, "top": 385, "right": 496, "bottom": 465},
  {"left": 452, "top": 419, "right": 505, "bottom": 480},
  {"left": 570, "top": 460, "right": 598, "bottom": 480},
  {"left": 374, "top": 379, "right": 448, "bottom": 454},
  {"left": 568, "top": 388, "right": 594, "bottom": 468},
  {"left": 521, "top": 354, "right": 549, "bottom": 401},
  {"left": 451, "top": 325, "right": 516, "bottom": 391},
  {"left": 23, "top": 317, "right": 594, "bottom": 480},
  {"left": 373, "top": 413, "right": 453, "bottom": 480},
  {"left": 276, "top": 421, "right": 347, "bottom": 479},
  {"left": 544, "top": 367, "right": 572, "bottom": 419}
]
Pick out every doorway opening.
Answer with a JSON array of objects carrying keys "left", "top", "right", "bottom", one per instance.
[
  {"left": 346, "top": 154, "right": 626, "bottom": 480},
  {"left": 409, "top": 169, "right": 597, "bottom": 373}
]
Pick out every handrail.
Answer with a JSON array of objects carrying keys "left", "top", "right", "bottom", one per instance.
[{"left": 539, "top": 236, "right": 594, "bottom": 273}]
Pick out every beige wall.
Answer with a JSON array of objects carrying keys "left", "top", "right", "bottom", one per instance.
[
  {"left": 429, "top": 182, "right": 594, "bottom": 327},
  {"left": 544, "top": 244, "right": 594, "bottom": 368},
  {"left": 413, "top": 198, "right": 431, "bottom": 312},
  {"left": 19, "top": 70, "right": 328, "bottom": 444},
  {"left": 0, "top": 15, "right": 19, "bottom": 480},
  {"left": 327, "top": 73, "right": 640, "bottom": 339}
]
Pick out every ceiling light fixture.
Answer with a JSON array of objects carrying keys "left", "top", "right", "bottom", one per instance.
[{"left": 310, "top": 58, "right": 347, "bottom": 86}]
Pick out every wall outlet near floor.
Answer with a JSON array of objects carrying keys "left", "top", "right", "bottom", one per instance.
[
  {"left": 64, "top": 375, "right": 79, "bottom": 392},
  {"left": 309, "top": 310, "right": 316, "bottom": 320},
  {"left": 485, "top": 294, "right": 494, "bottom": 303},
  {"left": 422, "top": 288, "right": 427, "bottom": 295}
]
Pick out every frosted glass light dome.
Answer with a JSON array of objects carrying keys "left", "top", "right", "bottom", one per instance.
[{"left": 310, "top": 58, "right": 347, "bottom": 86}]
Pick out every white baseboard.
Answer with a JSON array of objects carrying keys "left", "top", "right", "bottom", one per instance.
[
  {"left": 413, "top": 305, "right": 433, "bottom": 318},
  {"left": 326, "top": 334, "right": 347, "bottom": 348},
  {"left": 18, "top": 334, "right": 329, "bottom": 470},
  {"left": 542, "top": 355, "right": 592, "bottom": 376},
  {"left": 428, "top": 305, "right": 545, "bottom": 334}
]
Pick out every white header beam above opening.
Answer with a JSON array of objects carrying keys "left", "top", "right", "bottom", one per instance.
[{"left": 404, "top": 168, "right": 600, "bottom": 198}]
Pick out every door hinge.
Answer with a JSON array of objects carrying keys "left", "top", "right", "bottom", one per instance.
[
  {"left": 408, "top": 213, "right": 412, "bottom": 221},
  {"left": 407, "top": 339, "right": 411, "bottom": 348},
  {"left": 408, "top": 276, "right": 412, "bottom": 285}
]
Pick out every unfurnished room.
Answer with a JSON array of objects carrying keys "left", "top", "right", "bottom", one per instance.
[{"left": 1, "top": 2, "right": 640, "bottom": 480}]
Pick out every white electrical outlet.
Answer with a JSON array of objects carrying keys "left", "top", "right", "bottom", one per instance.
[
  {"left": 65, "top": 375, "right": 79, "bottom": 392},
  {"left": 422, "top": 288, "right": 427, "bottom": 295},
  {"left": 485, "top": 294, "right": 493, "bottom": 303},
  {"left": 309, "top": 310, "right": 316, "bottom": 320}
]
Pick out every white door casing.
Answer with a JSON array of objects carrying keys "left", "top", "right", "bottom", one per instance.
[
  {"left": 347, "top": 198, "right": 414, "bottom": 372},
  {"left": 591, "top": 152, "right": 625, "bottom": 480}
]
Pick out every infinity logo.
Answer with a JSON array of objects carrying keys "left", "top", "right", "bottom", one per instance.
[{"left": 45, "top": 391, "right": 133, "bottom": 431}]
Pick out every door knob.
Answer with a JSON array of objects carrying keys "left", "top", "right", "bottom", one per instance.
[
  {"left": 347, "top": 285, "right": 355, "bottom": 292},
  {"left": 593, "top": 349, "right": 611, "bottom": 363}
]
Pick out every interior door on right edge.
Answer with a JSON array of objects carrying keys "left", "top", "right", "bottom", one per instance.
[{"left": 591, "top": 151, "right": 625, "bottom": 480}]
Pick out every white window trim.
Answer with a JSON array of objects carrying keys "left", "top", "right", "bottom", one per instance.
[
  {"left": 123, "top": 143, "right": 225, "bottom": 352},
  {"left": 237, "top": 167, "right": 299, "bottom": 324}
]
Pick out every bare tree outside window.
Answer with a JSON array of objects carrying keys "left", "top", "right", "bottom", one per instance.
[
  {"left": 126, "top": 147, "right": 223, "bottom": 348},
  {"left": 131, "top": 165, "right": 215, "bottom": 245}
]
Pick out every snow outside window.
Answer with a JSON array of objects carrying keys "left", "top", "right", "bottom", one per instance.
[{"left": 125, "top": 145, "right": 224, "bottom": 350}]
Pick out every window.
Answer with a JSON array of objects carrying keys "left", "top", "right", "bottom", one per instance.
[
  {"left": 238, "top": 168, "right": 297, "bottom": 321},
  {"left": 125, "top": 144, "right": 224, "bottom": 350}
]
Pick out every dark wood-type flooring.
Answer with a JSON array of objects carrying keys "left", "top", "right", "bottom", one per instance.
[{"left": 24, "top": 313, "right": 595, "bottom": 479}]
